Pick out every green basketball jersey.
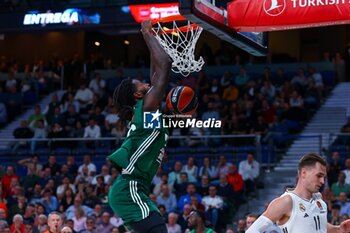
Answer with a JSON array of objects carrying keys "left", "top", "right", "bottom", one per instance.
[
  {"left": 190, "top": 228, "right": 214, "bottom": 233},
  {"left": 108, "top": 100, "right": 168, "bottom": 184}
]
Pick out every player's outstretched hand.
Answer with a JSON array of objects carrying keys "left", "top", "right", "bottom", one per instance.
[
  {"left": 339, "top": 219, "right": 350, "bottom": 232},
  {"left": 141, "top": 20, "right": 153, "bottom": 34}
]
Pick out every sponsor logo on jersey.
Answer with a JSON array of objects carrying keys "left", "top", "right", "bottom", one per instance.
[
  {"left": 303, "top": 213, "right": 309, "bottom": 218},
  {"left": 263, "top": 0, "right": 286, "bottom": 16},
  {"left": 299, "top": 203, "right": 306, "bottom": 212},
  {"left": 316, "top": 201, "right": 323, "bottom": 210}
]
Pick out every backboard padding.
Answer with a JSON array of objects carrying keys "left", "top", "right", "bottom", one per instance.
[{"left": 179, "top": 0, "right": 268, "bottom": 56}]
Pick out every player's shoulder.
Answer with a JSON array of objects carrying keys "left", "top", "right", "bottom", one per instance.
[
  {"left": 312, "top": 192, "right": 323, "bottom": 200},
  {"left": 280, "top": 188, "right": 294, "bottom": 198},
  {"left": 263, "top": 193, "right": 293, "bottom": 221},
  {"left": 277, "top": 193, "right": 293, "bottom": 204},
  {"left": 268, "top": 193, "right": 293, "bottom": 211}
]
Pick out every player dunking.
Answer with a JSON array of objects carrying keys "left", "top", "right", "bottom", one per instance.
[
  {"left": 247, "top": 153, "right": 350, "bottom": 233},
  {"left": 107, "top": 20, "right": 171, "bottom": 233}
]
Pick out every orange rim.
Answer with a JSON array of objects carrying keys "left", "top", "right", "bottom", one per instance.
[
  {"left": 151, "top": 14, "right": 187, "bottom": 24},
  {"left": 160, "top": 24, "right": 201, "bottom": 34},
  {"left": 152, "top": 15, "right": 201, "bottom": 34}
]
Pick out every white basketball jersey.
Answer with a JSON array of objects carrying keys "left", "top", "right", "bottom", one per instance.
[{"left": 278, "top": 190, "right": 328, "bottom": 233}]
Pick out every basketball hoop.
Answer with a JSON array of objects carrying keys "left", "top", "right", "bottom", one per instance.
[{"left": 152, "top": 15, "right": 205, "bottom": 77}]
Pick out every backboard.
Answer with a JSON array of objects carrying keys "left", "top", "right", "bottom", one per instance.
[{"left": 178, "top": 0, "right": 268, "bottom": 56}]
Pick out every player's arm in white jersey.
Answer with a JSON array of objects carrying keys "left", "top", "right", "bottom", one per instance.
[
  {"left": 246, "top": 195, "right": 292, "bottom": 233},
  {"left": 246, "top": 194, "right": 350, "bottom": 233}
]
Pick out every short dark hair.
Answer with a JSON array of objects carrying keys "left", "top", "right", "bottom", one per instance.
[
  {"left": 190, "top": 210, "right": 206, "bottom": 222},
  {"left": 246, "top": 213, "right": 258, "bottom": 219},
  {"left": 298, "top": 153, "right": 326, "bottom": 172},
  {"left": 180, "top": 172, "right": 188, "bottom": 177},
  {"left": 65, "top": 219, "right": 74, "bottom": 223}
]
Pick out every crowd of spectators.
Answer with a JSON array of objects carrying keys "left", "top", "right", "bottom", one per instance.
[
  {"left": 0, "top": 49, "right": 345, "bottom": 129},
  {"left": 4, "top": 149, "right": 350, "bottom": 233},
  {"left": 0, "top": 149, "right": 262, "bottom": 233},
  {"left": 0, "top": 58, "right": 62, "bottom": 123},
  {"left": 5, "top": 56, "right": 336, "bottom": 152},
  {"left": 0, "top": 50, "right": 346, "bottom": 233}
]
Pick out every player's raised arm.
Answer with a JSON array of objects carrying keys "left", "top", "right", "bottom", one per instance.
[
  {"left": 141, "top": 20, "right": 172, "bottom": 111},
  {"left": 246, "top": 195, "right": 292, "bottom": 233}
]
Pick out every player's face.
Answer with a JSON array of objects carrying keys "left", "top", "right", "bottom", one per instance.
[
  {"left": 305, "top": 162, "right": 326, "bottom": 193},
  {"left": 187, "top": 212, "right": 198, "bottom": 228},
  {"left": 132, "top": 79, "right": 150, "bottom": 98}
]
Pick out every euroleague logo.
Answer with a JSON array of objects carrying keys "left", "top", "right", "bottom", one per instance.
[{"left": 263, "top": 0, "right": 286, "bottom": 16}]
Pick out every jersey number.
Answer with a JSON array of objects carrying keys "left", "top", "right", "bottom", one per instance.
[{"left": 313, "top": 215, "right": 321, "bottom": 231}]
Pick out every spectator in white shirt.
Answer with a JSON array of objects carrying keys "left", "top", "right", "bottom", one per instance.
[
  {"left": 75, "top": 165, "right": 93, "bottom": 185},
  {"left": 110, "top": 213, "right": 124, "bottom": 228},
  {"left": 91, "top": 165, "right": 111, "bottom": 185},
  {"left": 309, "top": 67, "right": 323, "bottom": 87},
  {"left": 84, "top": 118, "right": 100, "bottom": 137},
  {"left": 84, "top": 118, "right": 101, "bottom": 139},
  {"left": 56, "top": 175, "right": 76, "bottom": 199},
  {"left": 74, "top": 83, "right": 93, "bottom": 112},
  {"left": 201, "top": 185, "right": 223, "bottom": 229},
  {"left": 78, "top": 155, "right": 97, "bottom": 177},
  {"left": 5, "top": 72, "right": 17, "bottom": 91},
  {"left": 89, "top": 72, "right": 106, "bottom": 97},
  {"left": 183, "top": 156, "right": 198, "bottom": 179},
  {"left": 61, "top": 93, "right": 80, "bottom": 114},
  {"left": 289, "top": 90, "right": 304, "bottom": 108},
  {"left": 166, "top": 212, "right": 182, "bottom": 233},
  {"left": 238, "top": 153, "right": 260, "bottom": 196},
  {"left": 104, "top": 107, "right": 120, "bottom": 133},
  {"left": 72, "top": 207, "right": 87, "bottom": 232}
]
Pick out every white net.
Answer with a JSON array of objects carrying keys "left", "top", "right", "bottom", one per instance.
[{"left": 152, "top": 20, "right": 205, "bottom": 77}]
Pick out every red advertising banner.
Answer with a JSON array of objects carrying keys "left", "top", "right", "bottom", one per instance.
[
  {"left": 129, "top": 3, "right": 180, "bottom": 23},
  {"left": 227, "top": 0, "right": 350, "bottom": 32}
]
